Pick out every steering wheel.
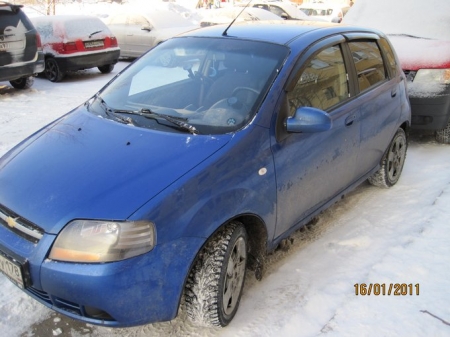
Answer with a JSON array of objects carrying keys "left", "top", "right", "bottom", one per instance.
[{"left": 232, "top": 86, "right": 260, "bottom": 97}]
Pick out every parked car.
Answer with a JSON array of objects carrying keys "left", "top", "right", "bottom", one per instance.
[
  {"left": 105, "top": 10, "right": 198, "bottom": 58},
  {"left": 0, "top": 2, "right": 44, "bottom": 89},
  {"left": 31, "top": 15, "right": 120, "bottom": 82},
  {"left": 199, "top": 6, "right": 282, "bottom": 27},
  {"left": 298, "top": 3, "right": 350, "bottom": 22},
  {"left": 249, "top": 1, "right": 312, "bottom": 20},
  {"left": 0, "top": 20, "right": 410, "bottom": 328},
  {"left": 342, "top": 0, "right": 450, "bottom": 143}
]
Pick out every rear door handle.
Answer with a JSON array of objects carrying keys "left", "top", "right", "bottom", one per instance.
[{"left": 345, "top": 114, "right": 356, "bottom": 126}]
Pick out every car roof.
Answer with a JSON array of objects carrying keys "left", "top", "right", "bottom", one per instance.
[{"left": 180, "top": 20, "right": 381, "bottom": 46}]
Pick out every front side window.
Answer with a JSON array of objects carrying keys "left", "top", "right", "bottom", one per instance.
[
  {"left": 269, "top": 5, "right": 287, "bottom": 17},
  {"left": 288, "top": 45, "right": 348, "bottom": 113},
  {"left": 349, "top": 41, "right": 387, "bottom": 92},
  {"left": 90, "top": 37, "right": 288, "bottom": 135},
  {"left": 128, "top": 15, "right": 149, "bottom": 27}
]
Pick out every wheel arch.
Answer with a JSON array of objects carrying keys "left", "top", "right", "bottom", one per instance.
[{"left": 178, "top": 213, "right": 269, "bottom": 315}]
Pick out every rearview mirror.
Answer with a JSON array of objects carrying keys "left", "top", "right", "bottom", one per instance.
[{"left": 286, "top": 107, "right": 332, "bottom": 133}]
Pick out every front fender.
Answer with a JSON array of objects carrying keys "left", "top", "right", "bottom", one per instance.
[{"left": 131, "top": 125, "right": 277, "bottom": 245}]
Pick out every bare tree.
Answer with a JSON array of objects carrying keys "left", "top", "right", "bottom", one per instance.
[{"left": 34, "top": 0, "right": 56, "bottom": 15}]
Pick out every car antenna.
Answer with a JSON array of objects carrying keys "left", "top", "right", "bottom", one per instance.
[{"left": 222, "top": 0, "right": 253, "bottom": 36}]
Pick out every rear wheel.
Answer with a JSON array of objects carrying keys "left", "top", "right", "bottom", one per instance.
[
  {"left": 368, "top": 128, "right": 407, "bottom": 188},
  {"left": 435, "top": 121, "right": 450, "bottom": 144},
  {"left": 9, "top": 76, "right": 34, "bottom": 89},
  {"left": 45, "top": 57, "right": 65, "bottom": 82},
  {"left": 185, "top": 222, "right": 247, "bottom": 327},
  {"left": 98, "top": 64, "right": 114, "bottom": 74}
]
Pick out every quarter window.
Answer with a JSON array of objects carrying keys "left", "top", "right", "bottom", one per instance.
[
  {"left": 288, "top": 45, "right": 349, "bottom": 113},
  {"left": 378, "top": 38, "right": 397, "bottom": 77},
  {"left": 349, "top": 41, "right": 387, "bottom": 92}
]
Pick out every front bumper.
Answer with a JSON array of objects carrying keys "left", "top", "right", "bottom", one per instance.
[
  {"left": 0, "top": 218, "right": 203, "bottom": 327},
  {"left": 53, "top": 49, "right": 120, "bottom": 72},
  {"left": 409, "top": 88, "right": 450, "bottom": 131}
]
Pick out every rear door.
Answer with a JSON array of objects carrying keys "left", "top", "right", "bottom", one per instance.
[{"left": 343, "top": 35, "right": 402, "bottom": 178}]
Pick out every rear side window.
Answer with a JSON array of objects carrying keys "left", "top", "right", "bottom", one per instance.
[
  {"left": 288, "top": 45, "right": 349, "bottom": 113},
  {"left": 348, "top": 41, "right": 387, "bottom": 92}
]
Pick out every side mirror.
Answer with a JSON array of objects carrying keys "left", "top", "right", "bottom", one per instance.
[
  {"left": 331, "top": 17, "right": 342, "bottom": 23},
  {"left": 281, "top": 13, "right": 289, "bottom": 20},
  {"left": 141, "top": 25, "right": 151, "bottom": 31},
  {"left": 286, "top": 107, "right": 332, "bottom": 133}
]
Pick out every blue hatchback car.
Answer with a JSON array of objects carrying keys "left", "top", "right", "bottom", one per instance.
[{"left": 0, "top": 21, "right": 410, "bottom": 327}]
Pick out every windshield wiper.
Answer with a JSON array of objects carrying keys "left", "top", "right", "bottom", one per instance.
[
  {"left": 98, "top": 98, "right": 135, "bottom": 125},
  {"left": 89, "top": 30, "right": 103, "bottom": 38},
  {"left": 115, "top": 108, "right": 199, "bottom": 135}
]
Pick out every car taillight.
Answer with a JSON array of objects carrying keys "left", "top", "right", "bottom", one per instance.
[
  {"left": 109, "top": 36, "right": 118, "bottom": 47},
  {"left": 52, "top": 42, "right": 79, "bottom": 54},
  {"left": 63, "top": 42, "right": 78, "bottom": 53}
]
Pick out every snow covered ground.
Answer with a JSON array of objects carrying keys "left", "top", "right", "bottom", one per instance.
[{"left": 1, "top": 2, "right": 450, "bottom": 336}]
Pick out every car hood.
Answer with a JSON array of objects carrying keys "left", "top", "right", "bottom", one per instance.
[
  {"left": 388, "top": 35, "right": 450, "bottom": 70},
  {"left": 0, "top": 107, "right": 231, "bottom": 234}
]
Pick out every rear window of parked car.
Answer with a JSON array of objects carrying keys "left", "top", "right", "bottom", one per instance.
[{"left": 34, "top": 17, "right": 111, "bottom": 40}]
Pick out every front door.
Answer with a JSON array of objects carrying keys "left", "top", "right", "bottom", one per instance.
[{"left": 272, "top": 43, "right": 360, "bottom": 238}]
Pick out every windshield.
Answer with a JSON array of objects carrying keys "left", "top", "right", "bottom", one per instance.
[{"left": 90, "top": 37, "right": 288, "bottom": 134}]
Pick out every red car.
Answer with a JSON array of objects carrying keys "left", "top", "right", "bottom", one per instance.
[
  {"left": 342, "top": 0, "right": 450, "bottom": 143},
  {"left": 31, "top": 15, "right": 120, "bottom": 82}
]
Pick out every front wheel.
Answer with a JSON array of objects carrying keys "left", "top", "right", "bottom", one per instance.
[
  {"left": 435, "top": 121, "right": 450, "bottom": 144},
  {"left": 368, "top": 128, "right": 407, "bottom": 188},
  {"left": 185, "top": 222, "right": 248, "bottom": 327}
]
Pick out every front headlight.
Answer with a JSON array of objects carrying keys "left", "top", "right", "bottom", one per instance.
[
  {"left": 49, "top": 220, "right": 156, "bottom": 263},
  {"left": 413, "top": 69, "right": 450, "bottom": 84}
]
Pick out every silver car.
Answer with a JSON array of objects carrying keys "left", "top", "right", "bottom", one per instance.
[{"left": 105, "top": 10, "right": 198, "bottom": 58}]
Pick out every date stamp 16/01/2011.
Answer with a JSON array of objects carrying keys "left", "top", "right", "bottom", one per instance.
[{"left": 354, "top": 283, "right": 419, "bottom": 296}]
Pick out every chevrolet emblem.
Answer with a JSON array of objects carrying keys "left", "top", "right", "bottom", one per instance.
[{"left": 6, "top": 216, "right": 18, "bottom": 228}]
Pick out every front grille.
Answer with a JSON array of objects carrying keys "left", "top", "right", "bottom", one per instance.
[
  {"left": 27, "top": 286, "right": 52, "bottom": 304},
  {"left": 27, "top": 286, "right": 115, "bottom": 322},
  {"left": 53, "top": 297, "right": 83, "bottom": 316},
  {"left": 0, "top": 205, "right": 44, "bottom": 243}
]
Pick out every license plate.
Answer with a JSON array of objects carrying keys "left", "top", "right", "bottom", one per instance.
[
  {"left": 0, "top": 252, "right": 24, "bottom": 288},
  {"left": 84, "top": 40, "right": 104, "bottom": 49}
]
